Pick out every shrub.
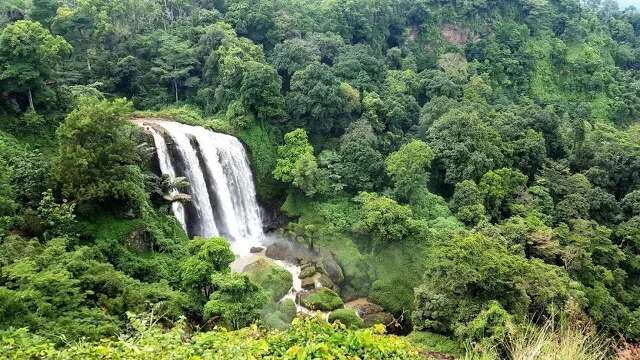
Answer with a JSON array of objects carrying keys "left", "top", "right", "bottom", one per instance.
[
  {"left": 455, "top": 301, "right": 514, "bottom": 351},
  {"left": 355, "top": 192, "right": 416, "bottom": 246},
  {"left": 369, "top": 278, "right": 414, "bottom": 314},
  {"left": 406, "top": 331, "right": 464, "bottom": 358},
  {"left": 204, "top": 272, "right": 268, "bottom": 330},
  {"left": 505, "top": 318, "right": 609, "bottom": 360},
  {"left": 328, "top": 308, "right": 364, "bottom": 328},
  {"left": 278, "top": 299, "right": 297, "bottom": 323},
  {"left": 1, "top": 316, "right": 422, "bottom": 359}
]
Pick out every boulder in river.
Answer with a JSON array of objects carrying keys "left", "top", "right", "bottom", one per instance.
[
  {"left": 328, "top": 308, "right": 364, "bottom": 329},
  {"left": 345, "top": 298, "right": 384, "bottom": 317},
  {"left": 298, "top": 265, "right": 317, "bottom": 279},
  {"left": 265, "top": 242, "right": 294, "bottom": 261},
  {"left": 243, "top": 258, "right": 292, "bottom": 302},
  {"left": 299, "top": 288, "right": 343, "bottom": 311},
  {"left": 315, "top": 273, "right": 337, "bottom": 292},
  {"left": 320, "top": 252, "right": 344, "bottom": 285},
  {"left": 300, "top": 276, "right": 316, "bottom": 290},
  {"left": 249, "top": 246, "right": 265, "bottom": 254}
]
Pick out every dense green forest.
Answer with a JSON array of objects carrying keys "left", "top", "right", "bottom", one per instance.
[{"left": 2, "top": 0, "right": 640, "bottom": 358}]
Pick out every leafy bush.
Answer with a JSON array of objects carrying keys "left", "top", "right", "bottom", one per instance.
[
  {"left": 455, "top": 301, "right": 514, "bottom": 350},
  {"left": 237, "top": 121, "right": 283, "bottom": 201},
  {"left": 204, "top": 272, "right": 268, "bottom": 329},
  {"left": 328, "top": 308, "right": 364, "bottom": 329},
  {"left": 53, "top": 97, "right": 147, "bottom": 213},
  {"left": 406, "top": 331, "right": 464, "bottom": 358},
  {"left": 1, "top": 316, "right": 421, "bottom": 359},
  {"left": 0, "top": 237, "right": 187, "bottom": 343},
  {"left": 354, "top": 192, "right": 416, "bottom": 247}
]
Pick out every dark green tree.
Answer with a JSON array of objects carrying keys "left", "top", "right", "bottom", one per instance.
[
  {"left": 52, "top": 97, "right": 145, "bottom": 210},
  {"left": 269, "top": 38, "right": 320, "bottom": 87},
  {"left": 386, "top": 139, "right": 434, "bottom": 201},
  {"left": 286, "top": 63, "right": 356, "bottom": 137},
  {"left": 151, "top": 33, "right": 198, "bottom": 103},
  {"left": 427, "top": 107, "right": 504, "bottom": 186},
  {"left": 0, "top": 20, "right": 71, "bottom": 111},
  {"left": 337, "top": 120, "right": 385, "bottom": 192},
  {"left": 479, "top": 168, "right": 528, "bottom": 221}
]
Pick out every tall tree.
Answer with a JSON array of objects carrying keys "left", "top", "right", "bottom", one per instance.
[
  {"left": 337, "top": 119, "right": 385, "bottom": 192},
  {"left": 386, "top": 139, "right": 434, "bottom": 201},
  {"left": 30, "top": 0, "right": 60, "bottom": 28},
  {"left": 286, "top": 63, "right": 356, "bottom": 137},
  {"left": 427, "top": 107, "right": 504, "bottom": 186},
  {"left": 273, "top": 128, "right": 319, "bottom": 196},
  {"left": 53, "top": 97, "right": 145, "bottom": 210},
  {"left": 269, "top": 38, "right": 320, "bottom": 88},
  {"left": 0, "top": 20, "right": 71, "bottom": 111},
  {"left": 151, "top": 33, "right": 197, "bottom": 103}
]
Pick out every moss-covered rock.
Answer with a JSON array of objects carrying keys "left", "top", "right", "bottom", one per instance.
[
  {"left": 363, "top": 312, "right": 395, "bottom": 330},
  {"left": 328, "top": 308, "right": 364, "bottom": 329},
  {"left": 260, "top": 299, "right": 298, "bottom": 329},
  {"left": 265, "top": 242, "right": 294, "bottom": 261},
  {"left": 316, "top": 273, "right": 337, "bottom": 291},
  {"left": 345, "top": 298, "right": 384, "bottom": 317},
  {"left": 300, "top": 288, "right": 343, "bottom": 311},
  {"left": 278, "top": 299, "right": 297, "bottom": 323},
  {"left": 301, "top": 276, "right": 316, "bottom": 289},
  {"left": 320, "top": 252, "right": 345, "bottom": 285},
  {"left": 243, "top": 258, "right": 293, "bottom": 302},
  {"left": 299, "top": 265, "right": 317, "bottom": 279}
]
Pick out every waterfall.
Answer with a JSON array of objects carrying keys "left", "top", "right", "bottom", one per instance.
[
  {"left": 147, "top": 127, "right": 187, "bottom": 230},
  {"left": 137, "top": 119, "right": 265, "bottom": 255}
]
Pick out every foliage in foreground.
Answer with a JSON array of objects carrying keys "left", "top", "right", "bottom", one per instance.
[
  {"left": 1, "top": 316, "right": 421, "bottom": 360},
  {"left": 466, "top": 316, "right": 611, "bottom": 360}
]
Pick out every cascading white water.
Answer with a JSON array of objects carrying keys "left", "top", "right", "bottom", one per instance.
[
  {"left": 157, "top": 121, "right": 219, "bottom": 238},
  {"left": 147, "top": 127, "right": 187, "bottom": 229},
  {"left": 190, "top": 127, "right": 265, "bottom": 254},
  {"left": 137, "top": 119, "right": 265, "bottom": 255}
]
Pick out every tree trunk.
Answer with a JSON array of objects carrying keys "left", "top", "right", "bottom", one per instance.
[
  {"left": 28, "top": 88, "right": 34, "bottom": 111},
  {"left": 174, "top": 79, "right": 179, "bottom": 103}
]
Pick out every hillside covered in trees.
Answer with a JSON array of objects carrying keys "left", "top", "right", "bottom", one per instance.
[{"left": 2, "top": 0, "right": 640, "bottom": 358}]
